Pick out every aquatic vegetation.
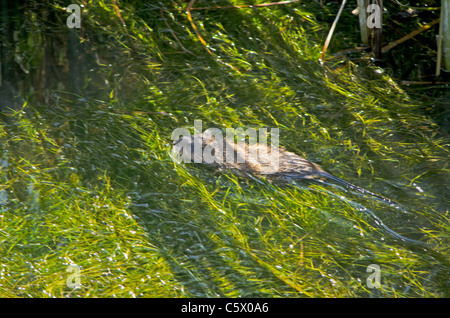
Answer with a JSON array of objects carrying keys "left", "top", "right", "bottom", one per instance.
[{"left": 0, "top": 0, "right": 448, "bottom": 297}]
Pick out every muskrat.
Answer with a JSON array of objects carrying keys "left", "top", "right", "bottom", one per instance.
[
  {"left": 172, "top": 132, "right": 443, "bottom": 249},
  {"left": 172, "top": 131, "right": 395, "bottom": 203}
]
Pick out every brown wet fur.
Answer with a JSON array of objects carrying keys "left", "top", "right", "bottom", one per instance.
[{"left": 173, "top": 132, "right": 395, "bottom": 203}]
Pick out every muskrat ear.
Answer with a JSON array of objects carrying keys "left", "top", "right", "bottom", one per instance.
[{"left": 203, "top": 128, "right": 222, "bottom": 142}]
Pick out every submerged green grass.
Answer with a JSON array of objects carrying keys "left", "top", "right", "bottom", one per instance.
[{"left": 0, "top": 0, "right": 448, "bottom": 297}]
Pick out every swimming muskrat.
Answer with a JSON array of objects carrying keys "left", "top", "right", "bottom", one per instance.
[
  {"left": 172, "top": 131, "right": 445, "bottom": 248},
  {"left": 172, "top": 131, "right": 395, "bottom": 203}
]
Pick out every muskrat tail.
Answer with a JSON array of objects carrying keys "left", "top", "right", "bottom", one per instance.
[{"left": 321, "top": 172, "right": 398, "bottom": 205}]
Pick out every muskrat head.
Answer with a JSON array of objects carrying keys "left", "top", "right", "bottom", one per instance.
[{"left": 172, "top": 130, "right": 222, "bottom": 164}]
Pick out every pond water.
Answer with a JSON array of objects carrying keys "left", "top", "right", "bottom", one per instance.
[{"left": 0, "top": 0, "right": 448, "bottom": 298}]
